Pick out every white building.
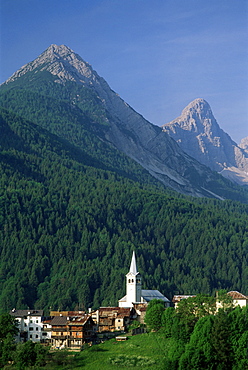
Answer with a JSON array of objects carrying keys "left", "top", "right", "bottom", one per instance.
[
  {"left": 118, "top": 251, "right": 170, "bottom": 308},
  {"left": 9, "top": 309, "right": 51, "bottom": 343},
  {"left": 227, "top": 291, "right": 248, "bottom": 308}
]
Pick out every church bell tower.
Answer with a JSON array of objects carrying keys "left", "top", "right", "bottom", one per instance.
[{"left": 125, "top": 251, "right": 142, "bottom": 306}]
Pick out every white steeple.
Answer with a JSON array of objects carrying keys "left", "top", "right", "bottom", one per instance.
[
  {"left": 124, "top": 251, "right": 142, "bottom": 307},
  {"left": 129, "top": 251, "right": 138, "bottom": 275}
]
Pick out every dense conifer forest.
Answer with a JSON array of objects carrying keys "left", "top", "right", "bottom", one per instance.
[{"left": 0, "top": 72, "right": 247, "bottom": 313}]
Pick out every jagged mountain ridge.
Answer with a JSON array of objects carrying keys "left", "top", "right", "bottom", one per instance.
[
  {"left": 240, "top": 137, "right": 248, "bottom": 154},
  {"left": 1, "top": 44, "right": 247, "bottom": 200},
  {"left": 162, "top": 98, "right": 248, "bottom": 186}
]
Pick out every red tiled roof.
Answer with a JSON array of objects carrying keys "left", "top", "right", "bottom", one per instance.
[
  {"left": 99, "top": 307, "right": 131, "bottom": 314},
  {"left": 227, "top": 291, "right": 248, "bottom": 300}
]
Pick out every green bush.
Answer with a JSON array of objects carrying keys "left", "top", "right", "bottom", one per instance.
[{"left": 109, "top": 354, "right": 156, "bottom": 367}]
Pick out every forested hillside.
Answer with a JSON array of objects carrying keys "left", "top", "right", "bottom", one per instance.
[
  {"left": 0, "top": 106, "right": 247, "bottom": 314},
  {"left": 1, "top": 62, "right": 248, "bottom": 203}
]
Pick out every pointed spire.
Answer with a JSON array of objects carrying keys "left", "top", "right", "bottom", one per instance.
[{"left": 129, "top": 251, "right": 138, "bottom": 274}]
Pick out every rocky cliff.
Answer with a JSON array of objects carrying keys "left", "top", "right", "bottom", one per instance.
[
  {"left": 162, "top": 99, "right": 248, "bottom": 185},
  {"left": 2, "top": 45, "right": 246, "bottom": 198}
]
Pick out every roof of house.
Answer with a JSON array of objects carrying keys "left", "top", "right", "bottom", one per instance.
[
  {"left": 141, "top": 290, "right": 170, "bottom": 303},
  {"left": 172, "top": 295, "right": 196, "bottom": 303},
  {"left": 9, "top": 309, "right": 44, "bottom": 318},
  {"left": 99, "top": 307, "right": 131, "bottom": 312},
  {"left": 50, "top": 316, "right": 68, "bottom": 326},
  {"left": 227, "top": 291, "right": 248, "bottom": 300},
  {"left": 50, "top": 310, "right": 86, "bottom": 317},
  {"left": 68, "top": 315, "right": 94, "bottom": 326}
]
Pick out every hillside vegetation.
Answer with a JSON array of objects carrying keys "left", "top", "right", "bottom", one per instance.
[{"left": 0, "top": 106, "right": 247, "bottom": 313}]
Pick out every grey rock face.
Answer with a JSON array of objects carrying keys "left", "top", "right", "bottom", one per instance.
[
  {"left": 162, "top": 99, "right": 248, "bottom": 184},
  {"left": 1, "top": 45, "right": 244, "bottom": 198},
  {"left": 239, "top": 137, "right": 248, "bottom": 154}
]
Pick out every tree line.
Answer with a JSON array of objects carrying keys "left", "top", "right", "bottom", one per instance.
[
  {"left": 144, "top": 294, "right": 248, "bottom": 369},
  {"left": 0, "top": 107, "right": 247, "bottom": 314}
]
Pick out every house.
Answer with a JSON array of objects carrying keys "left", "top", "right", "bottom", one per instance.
[
  {"left": 50, "top": 310, "right": 86, "bottom": 317},
  {"left": 68, "top": 315, "right": 96, "bottom": 348},
  {"left": 49, "top": 316, "right": 68, "bottom": 349},
  {"left": 132, "top": 303, "right": 147, "bottom": 324},
  {"left": 172, "top": 295, "right": 196, "bottom": 309},
  {"left": 95, "top": 307, "right": 134, "bottom": 332},
  {"left": 49, "top": 313, "right": 96, "bottom": 349},
  {"left": 118, "top": 251, "right": 170, "bottom": 308},
  {"left": 227, "top": 291, "right": 248, "bottom": 308},
  {"left": 9, "top": 309, "right": 49, "bottom": 343}
]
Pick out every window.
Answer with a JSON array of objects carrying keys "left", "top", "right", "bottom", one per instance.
[
  {"left": 36, "top": 327, "right": 39, "bottom": 331},
  {"left": 42, "top": 332, "right": 47, "bottom": 336},
  {"left": 30, "top": 320, "right": 33, "bottom": 323},
  {"left": 61, "top": 332, "right": 63, "bottom": 336},
  {"left": 36, "top": 335, "right": 38, "bottom": 338},
  {"left": 30, "top": 334, "right": 32, "bottom": 338},
  {"left": 29, "top": 327, "right": 33, "bottom": 331}
]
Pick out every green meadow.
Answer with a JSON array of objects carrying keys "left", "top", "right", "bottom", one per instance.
[{"left": 71, "top": 333, "right": 170, "bottom": 369}]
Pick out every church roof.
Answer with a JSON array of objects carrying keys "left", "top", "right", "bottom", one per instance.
[
  {"left": 126, "top": 251, "right": 139, "bottom": 276},
  {"left": 119, "top": 295, "right": 127, "bottom": 302},
  {"left": 130, "top": 251, "right": 138, "bottom": 274},
  {"left": 141, "top": 290, "right": 170, "bottom": 303},
  {"left": 119, "top": 290, "right": 170, "bottom": 304}
]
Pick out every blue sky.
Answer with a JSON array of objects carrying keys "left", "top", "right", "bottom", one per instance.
[{"left": 0, "top": 0, "right": 247, "bottom": 143}]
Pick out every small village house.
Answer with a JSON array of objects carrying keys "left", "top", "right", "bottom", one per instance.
[
  {"left": 49, "top": 312, "right": 96, "bottom": 349},
  {"left": 9, "top": 309, "right": 49, "bottom": 343},
  {"left": 95, "top": 307, "right": 135, "bottom": 332},
  {"left": 226, "top": 291, "right": 248, "bottom": 308},
  {"left": 172, "top": 295, "right": 196, "bottom": 309}
]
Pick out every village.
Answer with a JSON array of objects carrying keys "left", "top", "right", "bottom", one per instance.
[{"left": 9, "top": 252, "right": 248, "bottom": 350}]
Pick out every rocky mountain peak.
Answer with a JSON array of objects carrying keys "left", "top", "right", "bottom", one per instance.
[
  {"left": 2, "top": 44, "right": 248, "bottom": 196},
  {"left": 170, "top": 98, "right": 219, "bottom": 136},
  {"left": 45, "top": 44, "right": 74, "bottom": 58},
  {"left": 162, "top": 99, "right": 248, "bottom": 184},
  {"left": 181, "top": 98, "right": 211, "bottom": 117},
  {"left": 4, "top": 44, "right": 96, "bottom": 85},
  {"left": 239, "top": 137, "right": 248, "bottom": 153}
]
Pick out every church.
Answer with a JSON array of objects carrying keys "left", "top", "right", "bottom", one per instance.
[{"left": 118, "top": 251, "right": 170, "bottom": 308}]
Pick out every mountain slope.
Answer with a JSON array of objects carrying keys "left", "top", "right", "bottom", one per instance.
[
  {"left": 1, "top": 44, "right": 247, "bottom": 201},
  {"left": 162, "top": 98, "right": 248, "bottom": 186},
  {"left": 0, "top": 107, "right": 248, "bottom": 314},
  {"left": 0, "top": 48, "right": 248, "bottom": 312}
]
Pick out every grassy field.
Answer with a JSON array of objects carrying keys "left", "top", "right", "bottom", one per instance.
[{"left": 70, "top": 333, "right": 170, "bottom": 369}]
